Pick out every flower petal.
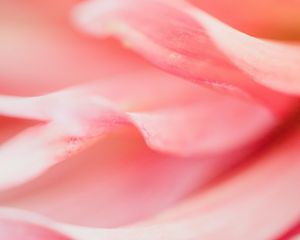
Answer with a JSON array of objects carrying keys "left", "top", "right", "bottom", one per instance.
[
  {"left": 0, "top": 127, "right": 239, "bottom": 227},
  {"left": 0, "top": 92, "right": 124, "bottom": 189},
  {"left": 73, "top": 0, "right": 300, "bottom": 95},
  {"left": 129, "top": 99, "right": 273, "bottom": 156},
  {"left": 147, "top": 124, "right": 300, "bottom": 240},
  {"left": 2, "top": 122, "right": 299, "bottom": 240},
  {"left": 0, "top": 72, "right": 276, "bottom": 162},
  {"left": 1, "top": 119, "right": 300, "bottom": 240},
  {"left": 0, "top": 74, "right": 278, "bottom": 225}
]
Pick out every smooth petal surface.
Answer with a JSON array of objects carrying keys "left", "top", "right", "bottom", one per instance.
[
  {"left": 1, "top": 123, "right": 299, "bottom": 240},
  {"left": 0, "top": 71, "right": 279, "bottom": 227},
  {"left": 73, "top": 0, "right": 300, "bottom": 97},
  {"left": 0, "top": 127, "right": 240, "bottom": 227},
  {"left": 148, "top": 126, "right": 300, "bottom": 240},
  {"left": 1, "top": 1, "right": 299, "bottom": 238},
  {"left": 0, "top": 89, "right": 125, "bottom": 189},
  {"left": 0, "top": 122, "right": 112, "bottom": 190},
  {"left": 0, "top": 68, "right": 277, "bottom": 189},
  {"left": 129, "top": 100, "right": 272, "bottom": 156}
]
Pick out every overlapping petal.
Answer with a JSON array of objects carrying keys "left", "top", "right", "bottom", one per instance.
[
  {"left": 147, "top": 124, "right": 300, "bottom": 240},
  {"left": 73, "top": 0, "right": 300, "bottom": 97},
  {"left": 0, "top": 70, "right": 276, "bottom": 189},
  {"left": 1, "top": 124, "right": 300, "bottom": 239},
  {"left": 0, "top": 127, "right": 239, "bottom": 227},
  {"left": 1, "top": 0, "right": 299, "bottom": 239}
]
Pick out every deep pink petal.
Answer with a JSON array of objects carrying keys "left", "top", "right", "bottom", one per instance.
[
  {"left": 276, "top": 220, "right": 300, "bottom": 240},
  {"left": 189, "top": 0, "right": 300, "bottom": 40}
]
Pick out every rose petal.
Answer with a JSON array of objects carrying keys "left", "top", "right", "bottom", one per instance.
[
  {"left": 0, "top": 72, "right": 276, "bottom": 159},
  {"left": 0, "top": 74, "right": 278, "bottom": 225},
  {"left": 147, "top": 126, "right": 300, "bottom": 240},
  {"left": 0, "top": 122, "right": 98, "bottom": 190},
  {"left": 1, "top": 120, "right": 300, "bottom": 239},
  {"left": 129, "top": 99, "right": 273, "bottom": 156},
  {"left": 2, "top": 123, "right": 298, "bottom": 239},
  {"left": 0, "top": 127, "right": 240, "bottom": 227},
  {"left": 73, "top": 0, "right": 300, "bottom": 96},
  {"left": 0, "top": 92, "right": 124, "bottom": 189}
]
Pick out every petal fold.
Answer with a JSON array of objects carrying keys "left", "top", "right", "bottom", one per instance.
[
  {"left": 0, "top": 67, "right": 281, "bottom": 189},
  {"left": 73, "top": 0, "right": 300, "bottom": 96}
]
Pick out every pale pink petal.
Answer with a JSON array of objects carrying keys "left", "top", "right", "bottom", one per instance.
[
  {"left": 73, "top": 0, "right": 300, "bottom": 95},
  {"left": 1, "top": 122, "right": 300, "bottom": 240},
  {"left": 0, "top": 127, "right": 241, "bottom": 227},
  {"left": 0, "top": 72, "right": 276, "bottom": 159},
  {"left": 129, "top": 99, "right": 273, "bottom": 156},
  {"left": 146, "top": 126, "right": 300, "bottom": 240},
  {"left": 0, "top": 1, "right": 298, "bottom": 231},
  {"left": 1, "top": 124, "right": 298, "bottom": 240},
  {"left": 0, "top": 122, "right": 98, "bottom": 190},
  {"left": 0, "top": 92, "right": 125, "bottom": 189},
  {"left": 0, "top": 75, "right": 279, "bottom": 226}
]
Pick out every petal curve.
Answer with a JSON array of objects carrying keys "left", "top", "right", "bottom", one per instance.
[{"left": 73, "top": 0, "right": 300, "bottom": 96}]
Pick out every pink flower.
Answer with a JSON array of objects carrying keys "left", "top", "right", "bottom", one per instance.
[{"left": 0, "top": 0, "right": 299, "bottom": 239}]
